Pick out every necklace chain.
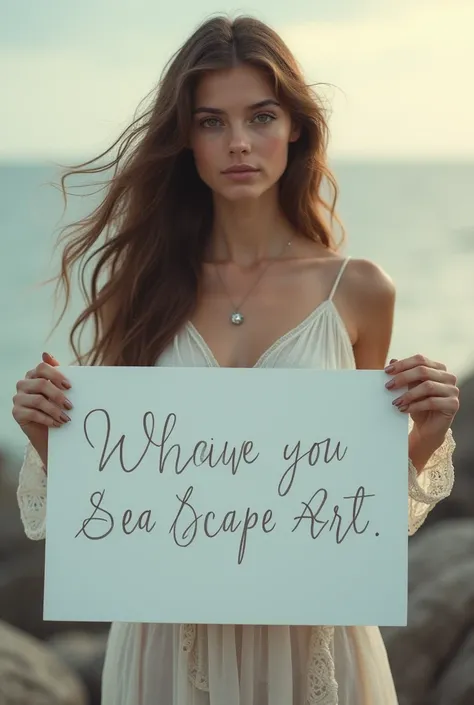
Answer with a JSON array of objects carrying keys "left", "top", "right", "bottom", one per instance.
[{"left": 214, "top": 239, "right": 292, "bottom": 325}]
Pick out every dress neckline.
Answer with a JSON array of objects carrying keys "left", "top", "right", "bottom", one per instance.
[{"left": 186, "top": 299, "right": 354, "bottom": 369}]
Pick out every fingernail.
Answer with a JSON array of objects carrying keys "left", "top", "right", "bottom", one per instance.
[
  {"left": 53, "top": 421, "right": 61, "bottom": 428},
  {"left": 385, "top": 365, "right": 395, "bottom": 373},
  {"left": 60, "top": 412, "right": 71, "bottom": 423},
  {"left": 393, "top": 397, "right": 403, "bottom": 406},
  {"left": 398, "top": 404, "right": 409, "bottom": 412},
  {"left": 390, "top": 358, "right": 398, "bottom": 364},
  {"left": 61, "top": 380, "right": 71, "bottom": 390},
  {"left": 63, "top": 399, "right": 73, "bottom": 410},
  {"left": 385, "top": 379, "right": 395, "bottom": 389}
]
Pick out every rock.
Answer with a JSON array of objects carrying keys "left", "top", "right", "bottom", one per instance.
[
  {"left": 47, "top": 631, "right": 109, "bottom": 705},
  {"left": 0, "top": 619, "right": 88, "bottom": 705},
  {"left": 421, "top": 371, "right": 474, "bottom": 529},
  {"left": 0, "top": 448, "right": 31, "bottom": 561},
  {"left": 0, "top": 543, "right": 47, "bottom": 640},
  {"left": 432, "top": 629, "right": 474, "bottom": 705},
  {"left": 0, "top": 448, "right": 48, "bottom": 638},
  {"left": 407, "top": 519, "right": 474, "bottom": 594},
  {"left": 382, "top": 519, "right": 474, "bottom": 705},
  {"left": 0, "top": 449, "right": 108, "bottom": 641}
]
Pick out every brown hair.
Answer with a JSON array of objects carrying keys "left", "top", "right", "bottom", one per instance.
[{"left": 53, "top": 14, "right": 343, "bottom": 366}]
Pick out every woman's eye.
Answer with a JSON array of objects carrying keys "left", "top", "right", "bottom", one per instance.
[
  {"left": 253, "top": 113, "right": 276, "bottom": 124},
  {"left": 200, "top": 117, "right": 221, "bottom": 128},
  {"left": 199, "top": 113, "right": 276, "bottom": 128}
]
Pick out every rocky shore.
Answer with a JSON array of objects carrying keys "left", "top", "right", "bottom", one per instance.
[
  {"left": 1, "top": 371, "right": 473, "bottom": 704},
  {"left": 0, "top": 447, "right": 108, "bottom": 705}
]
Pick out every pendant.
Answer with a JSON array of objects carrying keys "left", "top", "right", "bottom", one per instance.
[{"left": 230, "top": 312, "right": 244, "bottom": 326}]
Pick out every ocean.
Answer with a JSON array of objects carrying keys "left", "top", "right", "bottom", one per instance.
[{"left": 1, "top": 160, "right": 474, "bottom": 457}]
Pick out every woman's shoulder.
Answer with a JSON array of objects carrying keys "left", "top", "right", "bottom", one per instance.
[
  {"left": 344, "top": 257, "right": 395, "bottom": 301},
  {"left": 308, "top": 255, "right": 396, "bottom": 344},
  {"left": 341, "top": 258, "right": 396, "bottom": 352},
  {"left": 300, "top": 250, "right": 395, "bottom": 306},
  {"left": 343, "top": 254, "right": 396, "bottom": 318}
]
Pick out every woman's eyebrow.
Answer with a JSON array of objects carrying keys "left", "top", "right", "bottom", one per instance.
[{"left": 193, "top": 99, "right": 281, "bottom": 116}]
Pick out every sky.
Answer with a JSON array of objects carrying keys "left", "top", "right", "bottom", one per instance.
[{"left": 2, "top": 0, "right": 473, "bottom": 161}]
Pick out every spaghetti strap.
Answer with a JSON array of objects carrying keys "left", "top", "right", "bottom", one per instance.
[{"left": 328, "top": 257, "right": 351, "bottom": 301}]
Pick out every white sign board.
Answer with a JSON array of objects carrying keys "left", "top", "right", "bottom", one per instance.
[{"left": 44, "top": 367, "right": 408, "bottom": 626}]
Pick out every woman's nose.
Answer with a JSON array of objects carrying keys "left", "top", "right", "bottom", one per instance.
[{"left": 228, "top": 127, "right": 251, "bottom": 154}]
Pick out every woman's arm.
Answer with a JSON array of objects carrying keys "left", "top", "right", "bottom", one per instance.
[
  {"left": 13, "top": 353, "right": 71, "bottom": 540},
  {"left": 348, "top": 259, "right": 458, "bottom": 467},
  {"left": 344, "top": 258, "right": 457, "bottom": 533},
  {"left": 347, "top": 258, "right": 396, "bottom": 370}
]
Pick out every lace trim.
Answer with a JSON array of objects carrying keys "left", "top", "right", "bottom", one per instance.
[
  {"left": 408, "top": 427, "right": 455, "bottom": 535},
  {"left": 16, "top": 442, "right": 47, "bottom": 541},
  {"left": 181, "top": 624, "right": 195, "bottom": 653},
  {"left": 181, "top": 624, "right": 209, "bottom": 691},
  {"left": 182, "top": 623, "right": 338, "bottom": 701},
  {"left": 306, "top": 626, "right": 338, "bottom": 705}
]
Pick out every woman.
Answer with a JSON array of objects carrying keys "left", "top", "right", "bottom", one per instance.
[{"left": 13, "top": 14, "right": 458, "bottom": 705}]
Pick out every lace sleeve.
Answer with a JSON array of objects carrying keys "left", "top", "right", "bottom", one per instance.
[
  {"left": 408, "top": 427, "right": 455, "bottom": 536},
  {"left": 16, "top": 442, "right": 47, "bottom": 541}
]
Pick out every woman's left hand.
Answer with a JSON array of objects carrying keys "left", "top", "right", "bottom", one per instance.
[{"left": 384, "top": 354, "right": 459, "bottom": 443}]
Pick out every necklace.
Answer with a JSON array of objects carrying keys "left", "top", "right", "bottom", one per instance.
[{"left": 214, "top": 239, "right": 292, "bottom": 325}]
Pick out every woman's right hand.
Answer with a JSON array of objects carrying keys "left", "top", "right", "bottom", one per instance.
[{"left": 12, "top": 352, "right": 73, "bottom": 469}]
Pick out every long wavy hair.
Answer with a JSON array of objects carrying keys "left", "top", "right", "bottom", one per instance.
[{"left": 53, "top": 14, "right": 344, "bottom": 366}]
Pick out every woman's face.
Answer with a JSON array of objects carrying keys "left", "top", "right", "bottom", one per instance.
[{"left": 190, "top": 64, "right": 300, "bottom": 202}]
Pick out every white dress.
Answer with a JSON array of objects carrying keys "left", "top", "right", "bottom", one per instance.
[{"left": 17, "top": 258, "right": 455, "bottom": 705}]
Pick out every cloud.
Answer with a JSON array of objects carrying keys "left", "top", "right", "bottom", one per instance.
[
  {"left": 1, "top": 0, "right": 473, "bottom": 160},
  {"left": 280, "top": 0, "right": 474, "bottom": 157},
  {"left": 0, "top": 0, "right": 384, "bottom": 50}
]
